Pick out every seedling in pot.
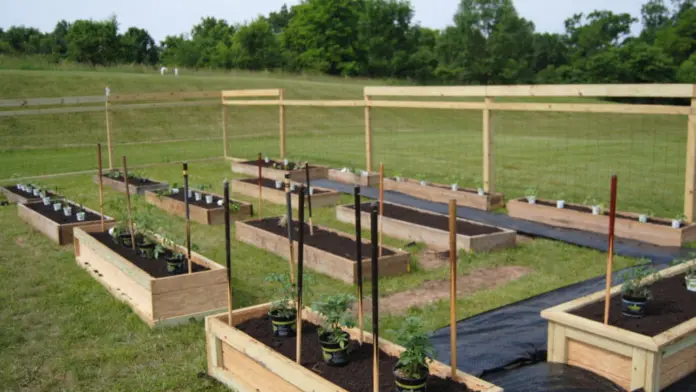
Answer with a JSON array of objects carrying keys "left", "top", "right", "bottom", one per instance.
[
  {"left": 105, "top": 169, "right": 121, "bottom": 180},
  {"left": 669, "top": 255, "right": 696, "bottom": 292},
  {"left": 52, "top": 197, "right": 63, "bottom": 212},
  {"left": 638, "top": 210, "right": 653, "bottom": 224},
  {"left": 62, "top": 203, "right": 73, "bottom": 217},
  {"left": 525, "top": 187, "right": 537, "bottom": 204},
  {"left": 389, "top": 317, "right": 436, "bottom": 392},
  {"left": 673, "top": 213, "right": 687, "bottom": 229},
  {"left": 620, "top": 266, "right": 659, "bottom": 318},
  {"left": 76, "top": 205, "right": 86, "bottom": 221},
  {"left": 108, "top": 222, "right": 133, "bottom": 247},
  {"left": 555, "top": 193, "right": 566, "bottom": 209},
  {"left": 263, "top": 153, "right": 270, "bottom": 164},
  {"left": 476, "top": 181, "right": 485, "bottom": 196},
  {"left": 446, "top": 174, "right": 460, "bottom": 191},
  {"left": 584, "top": 196, "right": 604, "bottom": 215},
  {"left": 311, "top": 293, "right": 356, "bottom": 366},
  {"left": 275, "top": 180, "right": 283, "bottom": 189},
  {"left": 194, "top": 184, "right": 210, "bottom": 202},
  {"left": 394, "top": 171, "right": 404, "bottom": 183},
  {"left": 264, "top": 272, "right": 299, "bottom": 337},
  {"left": 418, "top": 174, "right": 430, "bottom": 187},
  {"left": 216, "top": 199, "right": 241, "bottom": 212}
]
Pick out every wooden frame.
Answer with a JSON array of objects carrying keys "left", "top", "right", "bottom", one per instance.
[
  {"left": 144, "top": 190, "right": 253, "bottom": 225},
  {"left": 205, "top": 303, "right": 503, "bottom": 392},
  {"left": 1, "top": 186, "right": 54, "bottom": 204},
  {"left": 73, "top": 223, "right": 228, "bottom": 327},
  {"left": 383, "top": 177, "right": 505, "bottom": 211},
  {"left": 327, "top": 168, "right": 380, "bottom": 187},
  {"left": 229, "top": 179, "right": 339, "bottom": 210},
  {"left": 230, "top": 160, "right": 329, "bottom": 182},
  {"left": 336, "top": 203, "right": 516, "bottom": 252},
  {"left": 17, "top": 201, "right": 114, "bottom": 245},
  {"left": 92, "top": 173, "right": 169, "bottom": 196},
  {"left": 542, "top": 260, "right": 696, "bottom": 392},
  {"left": 235, "top": 219, "right": 409, "bottom": 284},
  {"left": 506, "top": 197, "right": 696, "bottom": 247}
]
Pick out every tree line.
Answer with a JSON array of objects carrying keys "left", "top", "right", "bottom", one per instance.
[{"left": 1, "top": 0, "right": 695, "bottom": 84}]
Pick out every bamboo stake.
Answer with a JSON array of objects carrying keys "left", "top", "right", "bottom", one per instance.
[
  {"left": 284, "top": 174, "right": 296, "bottom": 284},
  {"left": 449, "top": 199, "right": 458, "bottom": 380},
  {"left": 354, "top": 186, "right": 364, "bottom": 344},
  {"left": 121, "top": 156, "right": 136, "bottom": 250},
  {"left": 370, "top": 203, "right": 380, "bottom": 392},
  {"left": 296, "top": 185, "right": 306, "bottom": 364},
  {"left": 305, "top": 164, "right": 314, "bottom": 235},
  {"left": 257, "top": 152, "right": 263, "bottom": 217},
  {"left": 96, "top": 144, "right": 105, "bottom": 232},
  {"left": 224, "top": 180, "right": 233, "bottom": 326},
  {"left": 378, "top": 163, "right": 384, "bottom": 258},
  {"left": 183, "top": 162, "right": 192, "bottom": 274},
  {"left": 604, "top": 174, "right": 618, "bottom": 325},
  {"left": 105, "top": 87, "right": 113, "bottom": 170}
]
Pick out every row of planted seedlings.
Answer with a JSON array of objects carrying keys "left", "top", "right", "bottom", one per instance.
[{"left": 206, "top": 182, "right": 501, "bottom": 391}]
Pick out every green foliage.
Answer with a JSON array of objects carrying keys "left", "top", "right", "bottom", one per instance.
[
  {"left": 620, "top": 265, "right": 659, "bottom": 299},
  {"left": 670, "top": 253, "right": 696, "bottom": 277},
  {"left": 311, "top": 293, "right": 355, "bottom": 347},
  {"left": 390, "top": 317, "right": 435, "bottom": 379},
  {"left": 265, "top": 272, "right": 296, "bottom": 318}
]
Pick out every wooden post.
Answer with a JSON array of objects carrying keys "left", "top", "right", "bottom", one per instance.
[
  {"left": 105, "top": 87, "right": 114, "bottom": 170},
  {"left": 296, "top": 185, "right": 305, "bottom": 364},
  {"left": 684, "top": 90, "right": 696, "bottom": 222},
  {"left": 284, "top": 174, "right": 296, "bottom": 284},
  {"left": 305, "top": 164, "right": 314, "bottom": 235},
  {"left": 604, "top": 175, "right": 618, "bottom": 325},
  {"left": 257, "top": 153, "right": 263, "bottom": 217},
  {"left": 483, "top": 97, "right": 495, "bottom": 193},
  {"left": 449, "top": 199, "right": 458, "bottom": 379},
  {"left": 370, "top": 203, "right": 380, "bottom": 392},
  {"left": 222, "top": 104, "right": 229, "bottom": 158},
  {"left": 279, "top": 89, "right": 286, "bottom": 159},
  {"left": 354, "top": 186, "right": 364, "bottom": 344},
  {"left": 364, "top": 94, "right": 373, "bottom": 172},
  {"left": 183, "top": 162, "right": 192, "bottom": 274},
  {"left": 224, "top": 180, "right": 233, "bottom": 326},
  {"left": 97, "top": 144, "right": 105, "bottom": 232},
  {"left": 121, "top": 156, "right": 136, "bottom": 250},
  {"left": 379, "top": 163, "right": 384, "bottom": 258}
]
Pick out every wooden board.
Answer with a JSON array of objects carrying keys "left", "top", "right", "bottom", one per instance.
[
  {"left": 336, "top": 203, "right": 516, "bottom": 252},
  {"left": 383, "top": 177, "right": 505, "bottom": 211},
  {"left": 230, "top": 179, "right": 340, "bottom": 210},
  {"left": 144, "top": 190, "right": 253, "bottom": 225},
  {"left": 205, "top": 304, "right": 502, "bottom": 392},
  {"left": 73, "top": 223, "right": 228, "bottom": 327},
  {"left": 230, "top": 160, "right": 329, "bottom": 182},
  {"left": 92, "top": 174, "right": 169, "bottom": 196},
  {"left": 327, "top": 169, "right": 380, "bottom": 187},
  {"left": 235, "top": 220, "right": 409, "bottom": 284},
  {"left": 1, "top": 186, "right": 42, "bottom": 204},
  {"left": 17, "top": 201, "right": 114, "bottom": 245},
  {"left": 507, "top": 197, "right": 696, "bottom": 247}
]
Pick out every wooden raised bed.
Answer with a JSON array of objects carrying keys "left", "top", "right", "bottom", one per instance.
[
  {"left": 328, "top": 168, "right": 379, "bottom": 187},
  {"left": 506, "top": 197, "right": 696, "bottom": 247},
  {"left": 336, "top": 202, "right": 516, "bottom": 252},
  {"left": 231, "top": 159, "right": 329, "bottom": 182},
  {"left": 144, "top": 188, "right": 253, "bottom": 225},
  {"left": 92, "top": 171, "right": 169, "bottom": 195},
  {"left": 1, "top": 185, "right": 58, "bottom": 204},
  {"left": 18, "top": 200, "right": 114, "bottom": 245},
  {"left": 542, "top": 260, "right": 696, "bottom": 391},
  {"left": 206, "top": 303, "right": 503, "bottom": 392},
  {"left": 383, "top": 177, "right": 505, "bottom": 211},
  {"left": 236, "top": 218, "right": 409, "bottom": 284},
  {"left": 230, "top": 178, "right": 340, "bottom": 209},
  {"left": 74, "top": 223, "right": 228, "bottom": 327}
]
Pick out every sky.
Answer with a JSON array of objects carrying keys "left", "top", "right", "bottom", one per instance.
[{"left": 0, "top": 0, "right": 645, "bottom": 42}]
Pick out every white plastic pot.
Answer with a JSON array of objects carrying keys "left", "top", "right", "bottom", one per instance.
[
  {"left": 451, "top": 184, "right": 458, "bottom": 191},
  {"left": 592, "top": 205, "right": 601, "bottom": 215},
  {"left": 53, "top": 203, "right": 62, "bottom": 211},
  {"left": 477, "top": 188, "right": 485, "bottom": 196},
  {"left": 63, "top": 206, "right": 72, "bottom": 216},
  {"left": 420, "top": 180, "right": 429, "bottom": 187},
  {"left": 205, "top": 195, "right": 214, "bottom": 204},
  {"left": 556, "top": 200, "right": 565, "bottom": 209},
  {"left": 686, "top": 276, "right": 696, "bottom": 292},
  {"left": 76, "top": 212, "right": 86, "bottom": 221},
  {"left": 194, "top": 192, "right": 202, "bottom": 201},
  {"left": 33, "top": 189, "right": 40, "bottom": 196},
  {"left": 17, "top": 184, "right": 23, "bottom": 191},
  {"left": 26, "top": 186, "right": 34, "bottom": 194},
  {"left": 171, "top": 188, "right": 180, "bottom": 194},
  {"left": 309, "top": 187, "right": 314, "bottom": 196},
  {"left": 638, "top": 214, "right": 648, "bottom": 223},
  {"left": 187, "top": 190, "right": 193, "bottom": 198},
  {"left": 264, "top": 157, "right": 269, "bottom": 163},
  {"left": 42, "top": 197, "right": 51, "bottom": 206},
  {"left": 275, "top": 180, "right": 282, "bottom": 189},
  {"left": 395, "top": 176, "right": 402, "bottom": 183},
  {"left": 672, "top": 219, "right": 682, "bottom": 229},
  {"left": 340, "top": 167, "right": 349, "bottom": 173},
  {"left": 283, "top": 158, "right": 289, "bottom": 166},
  {"left": 217, "top": 199, "right": 225, "bottom": 206},
  {"left": 360, "top": 170, "right": 368, "bottom": 177},
  {"left": 527, "top": 196, "right": 536, "bottom": 204},
  {"left": 290, "top": 184, "right": 296, "bottom": 192}
]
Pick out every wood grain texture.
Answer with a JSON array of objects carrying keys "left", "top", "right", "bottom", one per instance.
[
  {"left": 383, "top": 177, "right": 504, "bottom": 211},
  {"left": 230, "top": 179, "right": 339, "bottom": 210},
  {"left": 144, "top": 190, "right": 253, "bottom": 225},
  {"left": 230, "top": 161, "right": 329, "bottom": 182},
  {"left": 328, "top": 169, "right": 380, "bottom": 187}
]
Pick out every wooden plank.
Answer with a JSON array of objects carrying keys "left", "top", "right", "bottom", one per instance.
[
  {"left": 0, "top": 95, "right": 105, "bottom": 108},
  {"left": 93, "top": 174, "right": 169, "bottom": 196},
  {"left": 328, "top": 169, "right": 379, "bottom": 187},
  {"left": 382, "top": 177, "right": 504, "bottom": 211},
  {"left": 152, "top": 282, "right": 228, "bottom": 320},
  {"left": 108, "top": 100, "right": 219, "bottom": 111},
  {"left": 660, "top": 343, "right": 696, "bottom": 389},
  {"left": 646, "top": 352, "right": 661, "bottom": 392},
  {"left": 369, "top": 100, "right": 485, "bottom": 110},
  {"left": 685, "top": 97, "right": 696, "bottom": 222},
  {"left": 153, "top": 307, "right": 226, "bottom": 328},
  {"left": 230, "top": 179, "right": 339, "bottom": 210},
  {"left": 283, "top": 100, "right": 365, "bottom": 107},
  {"left": 16, "top": 202, "right": 60, "bottom": 243},
  {"left": 488, "top": 102, "right": 689, "bottom": 116},
  {"left": 222, "top": 100, "right": 280, "bottom": 106},
  {"left": 567, "top": 339, "right": 632, "bottom": 390},
  {"left": 547, "top": 322, "right": 568, "bottom": 362},
  {"left": 564, "top": 326, "right": 634, "bottom": 357},
  {"left": 630, "top": 348, "right": 649, "bottom": 391},
  {"left": 109, "top": 90, "right": 220, "bottom": 102},
  {"left": 221, "top": 89, "right": 281, "bottom": 98},
  {"left": 222, "top": 105, "right": 229, "bottom": 158},
  {"left": 144, "top": 190, "right": 253, "bottom": 225},
  {"left": 230, "top": 160, "right": 329, "bottom": 182},
  {"left": 483, "top": 97, "right": 495, "bottom": 193},
  {"left": 364, "top": 94, "right": 373, "bottom": 172},
  {"left": 280, "top": 89, "right": 286, "bottom": 158},
  {"left": 0, "top": 105, "right": 105, "bottom": 117},
  {"left": 1, "top": 186, "right": 39, "bottom": 204},
  {"left": 220, "top": 345, "right": 302, "bottom": 392}
]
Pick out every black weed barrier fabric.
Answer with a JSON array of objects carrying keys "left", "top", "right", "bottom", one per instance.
[{"left": 482, "top": 362, "right": 625, "bottom": 392}]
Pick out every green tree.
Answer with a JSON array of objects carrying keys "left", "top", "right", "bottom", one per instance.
[
  {"left": 564, "top": 11, "right": 636, "bottom": 61},
  {"left": 230, "top": 18, "right": 281, "bottom": 70},
  {"left": 120, "top": 27, "right": 158, "bottom": 64},
  {"left": 655, "top": 8, "right": 696, "bottom": 64},
  {"left": 677, "top": 52, "right": 696, "bottom": 82},
  {"left": 267, "top": 4, "right": 296, "bottom": 34},
  {"left": 640, "top": 0, "right": 670, "bottom": 43},
  {"left": 65, "top": 17, "right": 120, "bottom": 65},
  {"left": 358, "top": 0, "right": 415, "bottom": 78}
]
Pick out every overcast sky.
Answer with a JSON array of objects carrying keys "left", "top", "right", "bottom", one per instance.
[{"left": 0, "top": 0, "right": 644, "bottom": 42}]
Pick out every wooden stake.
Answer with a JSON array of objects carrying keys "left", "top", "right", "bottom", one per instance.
[
  {"left": 121, "top": 156, "right": 136, "bottom": 250},
  {"left": 449, "top": 199, "right": 458, "bottom": 380},
  {"left": 257, "top": 152, "right": 263, "bottom": 217},
  {"left": 97, "top": 144, "right": 105, "bottom": 232},
  {"left": 305, "top": 164, "right": 314, "bottom": 235},
  {"left": 354, "top": 186, "right": 364, "bottom": 344},
  {"left": 296, "top": 185, "right": 306, "bottom": 364},
  {"left": 378, "top": 163, "right": 384, "bottom": 258},
  {"left": 284, "top": 174, "right": 296, "bottom": 284},
  {"left": 604, "top": 174, "right": 618, "bottom": 325},
  {"left": 183, "top": 162, "right": 192, "bottom": 274},
  {"left": 370, "top": 203, "right": 380, "bottom": 392},
  {"left": 222, "top": 105, "right": 229, "bottom": 158},
  {"left": 280, "top": 89, "right": 286, "bottom": 158},
  {"left": 224, "top": 180, "right": 233, "bottom": 326},
  {"left": 105, "top": 89, "right": 113, "bottom": 170}
]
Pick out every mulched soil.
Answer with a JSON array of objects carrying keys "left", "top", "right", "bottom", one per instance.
[
  {"left": 351, "top": 202, "right": 501, "bottom": 236},
  {"left": 571, "top": 272, "right": 696, "bottom": 336},
  {"left": 236, "top": 315, "right": 468, "bottom": 392},
  {"left": 238, "top": 178, "right": 329, "bottom": 195},
  {"left": 163, "top": 188, "right": 227, "bottom": 210},
  {"left": 88, "top": 231, "right": 209, "bottom": 278},
  {"left": 102, "top": 172, "right": 160, "bottom": 186},
  {"left": 530, "top": 199, "right": 673, "bottom": 227},
  {"left": 246, "top": 217, "right": 395, "bottom": 259},
  {"left": 241, "top": 159, "right": 304, "bottom": 171},
  {"left": 26, "top": 200, "right": 102, "bottom": 224},
  {"left": 5, "top": 186, "right": 57, "bottom": 199}
]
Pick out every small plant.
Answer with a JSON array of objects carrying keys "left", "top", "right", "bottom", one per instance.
[
  {"left": 265, "top": 272, "right": 297, "bottom": 319},
  {"left": 670, "top": 255, "right": 696, "bottom": 292},
  {"left": 525, "top": 187, "right": 537, "bottom": 197},
  {"left": 620, "top": 266, "right": 659, "bottom": 317},
  {"left": 673, "top": 213, "right": 687, "bottom": 228},
  {"left": 391, "top": 317, "right": 436, "bottom": 385},
  {"left": 312, "top": 293, "right": 356, "bottom": 365},
  {"left": 638, "top": 210, "right": 654, "bottom": 223},
  {"left": 76, "top": 204, "right": 87, "bottom": 221},
  {"left": 105, "top": 169, "right": 121, "bottom": 180}
]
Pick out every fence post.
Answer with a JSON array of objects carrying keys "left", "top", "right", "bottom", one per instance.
[
  {"left": 222, "top": 93, "right": 229, "bottom": 159},
  {"left": 364, "top": 94, "right": 373, "bottom": 172},
  {"left": 483, "top": 96, "right": 495, "bottom": 193},
  {"left": 279, "top": 88, "right": 286, "bottom": 159},
  {"left": 684, "top": 86, "right": 696, "bottom": 222},
  {"left": 104, "top": 87, "right": 113, "bottom": 170}
]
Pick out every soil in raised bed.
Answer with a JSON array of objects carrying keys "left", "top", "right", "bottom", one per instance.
[
  {"left": 26, "top": 201, "right": 103, "bottom": 224},
  {"left": 352, "top": 202, "right": 501, "bottom": 236},
  {"left": 394, "top": 178, "right": 488, "bottom": 196},
  {"left": 571, "top": 272, "right": 696, "bottom": 336},
  {"left": 246, "top": 217, "right": 395, "bottom": 259},
  {"left": 161, "top": 188, "right": 242, "bottom": 210},
  {"left": 241, "top": 159, "right": 309, "bottom": 171},
  {"left": 5, "top": 186, "right": 57, "bottom": 199},
  {"left": 88, "top": 231, "right": 209, "bottom": 278},
  {"left": 236, "top": 315, "right": 468, "bottom": 392},
  {"left": 238, "top": 178, "right": 330, "bottom": 195},
  {"left": 530, "top": 199, "right": 673, "bottom": 227},
  {"left": 102, "top": 172, "right": 160, "bottom": 186}
]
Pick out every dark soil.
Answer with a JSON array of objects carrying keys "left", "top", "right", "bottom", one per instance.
[
  {"left": 26, "top": 200, "right": 102, "bottom": 224},
  {"left": 102, "top": 172, "right": 159, "bottom": 186},
  {"left": 241, "top": 159, "right": 305, "bottom": 171},
  {"left": 531, "top": 199, "right": 673, "bottom": 227},
  {"left": 238, "top": 178, "right": 329, "bottom": 195},
  {"left": 88, "top": 231, "right": 209, "bottom": 278},
  {"left": 6, "top": 185, "right": 57, "bottom": 199},
  {"left": 571, "top": 272, "right": 696, "bottom": 336},
  {"left": 246, "top": 217, "right": 395, "bottom": 259},
  {"left": 162, "top": 188, "right": 230, "bottom": 210},
  {"left": 236, "top": 315, "right": 468, "bottom": 392},
  {"left": 429, "top": 182, "right": 487, "bottom": 196},
  {"left": 351, "top": 203, "right": 501, "bottom": 236}
]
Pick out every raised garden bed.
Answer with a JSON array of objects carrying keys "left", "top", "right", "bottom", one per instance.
[
  {"left": 383, "top": 177, "right": 505, "bottom": 211},
  {"left": 205, "top": 303, "right": 502, "bottom": 392},
  {"left": 236, "top": 217, "right": 409, "bottom": 284},
  {"left": 337, "top": 202, "right": 516, "bottom": 252},
  {"left": 542, "top": 260, "right": 696, "bottom": 391},
  {"left": 230, "top": 178, "right": 340, "bottom": 209},
  {"left": 74, "top": 223, "right": 228, "bottom": 327},
  {"left": 1, "top": 184, "right": 58, "bottom": 204},
  {"left": 144, "top": 188, "right": 253, "bottom": 225},
  {"left": 328, "top": 168, "right": 379, "bottom": 187},
  {"left": 92, "top": 170, "right": 169, "bottom": 195},
  {"left": 506, "top": 197, "right": 696, "bottom": 247},
  {"left": 18, "top": 200, "right": 113, "bottom": 245},
  {"left": 231, "top": 159, "right": 329, "bottom": 182}
]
